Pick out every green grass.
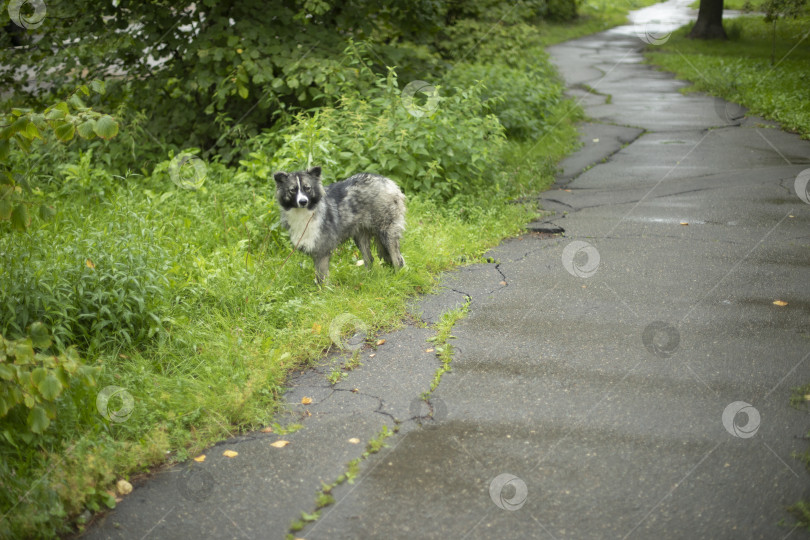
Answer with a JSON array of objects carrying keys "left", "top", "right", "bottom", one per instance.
[
  {"left": 645, "top": 16, "right": 810, "bottom": 137},
  {"left": 0, "top": 0, "right": 656, "bottom": 536}
]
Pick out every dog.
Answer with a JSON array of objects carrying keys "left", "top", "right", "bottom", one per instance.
[{"left": 273, "top": 166, "right": 406, "bottom": 283}]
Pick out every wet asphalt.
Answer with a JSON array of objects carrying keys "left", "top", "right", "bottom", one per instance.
[{"left": 84, "top": 0, "right": 810, "bottom": 538}]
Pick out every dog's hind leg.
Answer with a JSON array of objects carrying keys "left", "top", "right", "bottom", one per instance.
[
  {"left": 387, "top": 237, "right": 404, "bottom": 269},
  {"left": 374, "top": 232, "right": 394, "bottom": 266},
  {"left": 354, "top": 233, "right": 374, "bottom": 268}
]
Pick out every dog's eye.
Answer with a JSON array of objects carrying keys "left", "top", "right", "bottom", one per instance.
[{"left": 303, "top": 185, "right": 311, "bottom": 192}]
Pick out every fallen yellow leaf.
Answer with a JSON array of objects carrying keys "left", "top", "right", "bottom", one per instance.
[
  {"left": 499, "top": 281, "right": 507, "bottom": 286},
  {"left": 426, "top": 348, "right": 434, "bottom": 353},
  {"left": 351, "top": 388, "right": 359, "bottom": 393},
  {"left": 348, "top": 438, "right": 360, "bottom": 444},
  {"left": 376, "top": 339, "right": 386, "bottom": 346},
  {"left": 85, "top": 258, "right": 95, "bottom": 268},
  {"left": 223, "top": 450, "right": 238, "bottom": 458},
  {"left": 193, "top": 454, "right": 206, "bottom": 462},
  {"left": 804, "top": 394, "right": 810, "bottom": 401},
  {"left": 271, "top": 440, "right": 290, "bottom": 448},
  {"left": 116, "top": 479, "right": 133, "bottom": 495},
  {"left": 773, "top": 300, "right": 788, "bottom": 307},
  {"left": 369, "top": 353, "right": 376, "bottom": 358},
  {"left": 301, "top": 397, "right": 313, "bottom": 405},
  {"left": 260, "top": 426, "right": 273, "bottom": 433},
  {"left": 680, "top": 222, "right": 688, "bottom": 226}
]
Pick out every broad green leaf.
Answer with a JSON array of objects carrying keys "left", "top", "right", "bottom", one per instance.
[
  {"left": 30, "top": 367, "right": 46, "bottom": 387},
  {"left": 238, "top": 83, "right": 248, "bottom": 99},
  {"left": 10, "top": 116, "right": 28, "bottom": 134},
  {"left": 21, "top": 122, "right": 40, "bottom": 140},
  {"left": 0, "top": 139, "right": 9, "bottom": 161},
  {"left": 93, "top": 115, "right": 118, "bottom": 139},
  {"left": 53, "top": 122, "right": 75, "bottom": 142},
  {"left": 0, "top": 199, "right": 11, "bottom": 220},
  {"left": 77, "top": 119, "right": 96, "bottom": 139},
  {"left": 100, "top": 491, "right": 117, "bottom": 509},
  {"left": 0, "top": 364, "right": 14, "bottom": 380},
  {"left": 45, "top": 108, "right": 66, "bottom": 120},
  {"left": 13, "top": 338, "right": 34, "bottom": 362},
  {"left": 27, "top": 406, "right": 50, "bottom": 434},
  {"left": 10, "top": 203, "right": 30, "bottom": 231},
  {"left": 67, "top": 94, "right": 86, "bottom": 110},
  {"left": 79, "top": 84, "right": 90, "bottom": 96},
  {"left": 0, "top": 399, "right": 10, "bottom": 419},
  {"left": 29, "top": 322, "right": 51, "bottom": 349},
  {"left": 38, "top": 374, "right": 63, "bottom": 401},
  {"left": 90, "top": 80, "right": 106, "bottom": 94},
  {"left": 1, "top": 429, "right": 15, "bottom": 446}
]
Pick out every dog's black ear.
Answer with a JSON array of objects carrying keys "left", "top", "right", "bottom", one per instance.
[
  {"left": 273, "top": 172, "right": 287, "bottom": 185},
  {"left": 306, "top": 166, "right": 321, "bottom": 179}
]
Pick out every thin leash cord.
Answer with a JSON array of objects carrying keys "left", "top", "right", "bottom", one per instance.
[{"left": 268, "top": 211, "right": 315, "bottom": 286}]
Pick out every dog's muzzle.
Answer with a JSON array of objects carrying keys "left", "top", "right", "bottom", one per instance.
[{"left": 296, "top": 195, "right": 309, "bottom": 208}]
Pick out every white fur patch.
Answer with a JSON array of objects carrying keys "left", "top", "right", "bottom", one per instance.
[{"left": 285, "top": 208, "right": 320, "bottom": 252}]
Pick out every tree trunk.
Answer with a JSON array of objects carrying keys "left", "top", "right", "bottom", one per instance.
[{"left": 688, "top": 0, "right": 727, "bottom": 39}]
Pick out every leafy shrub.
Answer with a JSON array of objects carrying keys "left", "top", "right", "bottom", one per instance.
[
  {"left": 0, "top": 202, "right": 171, "bottom": 350},
  {"left": 445, "top": 61, "right": 564, "bottom": 139},
  {"left": 546, "top": 0, "right": 580, "bottom": 21},
  {"left": 0, "top": 323, "right": 100, "bottom": 436},
  {"left": 239, "top": 66, "right": 506, "bottom": 201}
]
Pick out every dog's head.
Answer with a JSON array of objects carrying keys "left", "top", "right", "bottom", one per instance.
[{"left": 273, "top": 166, "right": 324, "bottom": 210}]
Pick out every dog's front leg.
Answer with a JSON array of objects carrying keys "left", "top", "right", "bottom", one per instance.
[{"left": 313, "top": 254, "right": 331, "bottom": 284}]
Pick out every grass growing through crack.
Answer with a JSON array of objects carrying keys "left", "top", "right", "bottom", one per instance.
[
  {"left": 426, "top": 301, "right": 470, "bottom": 393},
  {"left": 288, "top": 425, "right": 396, "bottom": 537}
]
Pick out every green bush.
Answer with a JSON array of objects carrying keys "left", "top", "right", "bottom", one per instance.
[
  {"left": 0, "top": 202, "right": 171, "bottom": 350},
  {"left": 546, "top": 0, "right": 580, "bottom": 21},
  {"left": 239, "top": 66, "right": 506, "bottom": 201},
  {"left": 445, "top": 61, "right": 564, "bottom": 139}
]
